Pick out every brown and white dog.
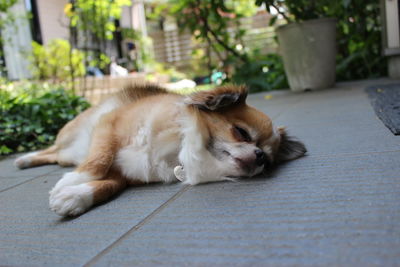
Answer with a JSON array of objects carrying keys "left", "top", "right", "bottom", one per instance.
[{"left": 15, "top": 83, "right": 306, "bottom": 216}]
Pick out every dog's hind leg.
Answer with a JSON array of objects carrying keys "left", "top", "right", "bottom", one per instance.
[
  {"left": 49, "top": 113, "right": 119, "bottom": 199},
  {"left": 49, "top": 169, "right": 127, "bottom": 216},
  {"left": 14, "top": 145, "right": 59, "bottom": 169}
]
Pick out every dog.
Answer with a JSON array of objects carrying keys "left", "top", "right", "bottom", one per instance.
[{"left": 15, "top": 83, "right": 306, "bottom": 216}]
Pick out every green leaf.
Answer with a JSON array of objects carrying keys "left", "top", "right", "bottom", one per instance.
[
  {"left": 269, "top": 16, "right": 278, "bottom": 26},
  {"left": 0, "top": 145, "right": 12, "bottom": 155}
]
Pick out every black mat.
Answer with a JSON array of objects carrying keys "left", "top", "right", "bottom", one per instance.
[{"left": 365, "top": 84, "right": 400, "bottom": 135}]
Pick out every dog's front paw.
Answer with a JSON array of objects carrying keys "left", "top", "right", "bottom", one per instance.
[
  {"left": 49, "top": 171, "right": 91, "bottom": 196},
  {"left": 49, "top": 184, "right": 94, "bottom": 217}
]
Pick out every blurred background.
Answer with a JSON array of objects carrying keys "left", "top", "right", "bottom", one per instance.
[{"left": 0, "top": 0, "right": 398, "bottom": 155}]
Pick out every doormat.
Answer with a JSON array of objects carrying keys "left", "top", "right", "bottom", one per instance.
[{"left": 365, "top": 84, "right": 400, "bottom": 135}]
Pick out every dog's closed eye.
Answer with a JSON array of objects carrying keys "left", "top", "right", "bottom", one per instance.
[{"left": 232, "top": 126, "right": 252, "bottom": 142}]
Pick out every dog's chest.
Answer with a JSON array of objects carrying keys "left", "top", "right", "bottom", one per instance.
[{"left": 115, "top": 126, "right": 181, "bottom": 183}]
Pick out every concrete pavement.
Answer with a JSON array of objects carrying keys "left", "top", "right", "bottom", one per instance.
[{"left": 1, "top": 79, "right": 399, "bottom": 266}]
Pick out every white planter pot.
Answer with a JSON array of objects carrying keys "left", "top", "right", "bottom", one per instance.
[{"left": 276, "top": 18, "right": 337, "bottom": 92}]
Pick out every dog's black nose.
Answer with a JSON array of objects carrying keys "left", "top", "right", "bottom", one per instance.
[{"left": 254, "top": 149, "right": 266, "bottom": 166}]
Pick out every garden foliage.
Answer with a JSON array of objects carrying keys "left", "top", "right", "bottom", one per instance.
[
  {"left": 150, "top": 0, "right": 386, "bottom": 91},
  {"left": 30, "top": 39, "right": 85, "bottom": 81},
  {"left": 255, "top": 0, "right": 386, "bottom": 81},
  {"left": 65, "top": 0, "right": 131, "bottom": 72},
  {"left": 170, "top": 0, "right": 254, "bottom": 66},
  {"left": 121, "top": 28, "right": 156, "bottom": 71},
  {"left": 65, "top": 0, "right": 131, "bottom": 40},
  {"left": 0, "top": 82, "right": 90, "bottom": 155},
  {"left": 233, "top": 52, "right": 288, "bottom": 92}
]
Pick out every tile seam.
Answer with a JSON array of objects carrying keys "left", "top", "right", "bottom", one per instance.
[
  {"left": 0, "top": 168, "right": 63, "bottom": 193},
  {"left": 83, "top": 184, "right": 191, "bottom": 267}
]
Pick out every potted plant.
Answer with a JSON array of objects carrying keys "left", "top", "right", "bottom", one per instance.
[{"left": 256, "top": 0, "right": 337, "bottom": 92}]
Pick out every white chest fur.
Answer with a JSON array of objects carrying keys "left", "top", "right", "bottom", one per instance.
[{"left": 115, "top": 125, "right": 180, "bottom": 183}]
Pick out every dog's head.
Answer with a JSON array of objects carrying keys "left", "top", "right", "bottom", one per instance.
[{"left": 184, "top": 85, "right": 306, "bottom": 178}]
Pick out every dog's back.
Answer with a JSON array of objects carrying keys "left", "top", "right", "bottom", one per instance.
[
  {"left": 14, "top": 83, "right": 172, "bottom": 169},
  {"left": 117, "top": 83, "right": 170, "bottom": 104}
]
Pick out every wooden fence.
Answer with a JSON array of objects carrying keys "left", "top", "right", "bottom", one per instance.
[{"left": 148, "top": 12, "right": 278, "bottom": 70}]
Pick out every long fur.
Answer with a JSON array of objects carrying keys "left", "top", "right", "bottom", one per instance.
[
  {"left": 117, "top": 83, "right": 171, "bottom": 105},
  {"left": 15, "top": 83, "right": 306, "bottom": 217}
]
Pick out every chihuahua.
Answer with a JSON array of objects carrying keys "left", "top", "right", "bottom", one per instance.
[{"left": 15, "top": 83, "right": 306, "bottom": 216}]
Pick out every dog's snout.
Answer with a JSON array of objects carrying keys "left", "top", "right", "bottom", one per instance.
[{"left": 255, "top": 149, "right": 266, "bottom": 166}]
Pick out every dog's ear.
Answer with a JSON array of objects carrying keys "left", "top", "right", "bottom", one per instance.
[
  {"left": 276, "top": 127, "right": 307, "bottom": 162},
  {"left": 185, "top": 85, "right": 248, "bottom": 111}
]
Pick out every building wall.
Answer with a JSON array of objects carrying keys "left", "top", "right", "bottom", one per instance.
[
  {"left": 2, "top": 0, "right": 33, "bottom": 80},
  {"left": 36, "top": 0, "right": 69, "bottom": 44}
]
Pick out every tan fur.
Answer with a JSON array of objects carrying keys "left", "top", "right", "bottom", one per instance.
[
  {"left": 186, "top": 84, "right": 247, "bottom": 107},
  {"left": 89, "top": 169, "right": 128, "bottom": 204},
  {"left": 17, "top": 83, "right": 306, "bottom": 216},
  {"left": 54, "top": 107, "right": 97, "bottom": 166},
  {"left": 76, "top": 93, "right": 181, "bottom": 178},
  {"left": 28, "top": 145, "right": 58, "bottom": 166},
  {"left": 76, "top": 113, "right": 120, "bottom": 177},
  {"left": 117, "top": 83, "right": 170, "bottom": 105}
]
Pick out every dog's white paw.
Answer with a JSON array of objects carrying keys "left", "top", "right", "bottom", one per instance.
[
  {"left": 49, "top": 184, "right": 93, "bottom": 217},
  {"left": 49, "top": 171, "right": 92, "bottom": 196},
  {"left": 14, "top": 152, "right": 38, "bottom": 169}
]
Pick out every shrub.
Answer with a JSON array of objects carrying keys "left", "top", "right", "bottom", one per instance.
[
  {"left": 232, "top": 53, "right": 288, "bottom": 92},
  {"left": 0, "top": 83, "right": 90, "bottom": 155},
  {"left": 255, "top": 0, "right": 386, "bottom": 81},
  {"left": 121, "top": 28, "right": 156, "bottom": 72},
  {"left": 30, "top": 39, "right": 85, "bottom": 81}
]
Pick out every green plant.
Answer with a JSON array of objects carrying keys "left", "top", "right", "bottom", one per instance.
[
  {"left": 255, "top": 0, "right": 334, "bottom": 24},
  {"left": 30, "top": 39, "right": 85, "bottom": 82},
  {"left": 145, "top": 62, "right": 187, "bottom": 83},
  {"left": 87, "top": 51, "right": 111, "bottom": 70},
  {"left": 334, "top": 1, "right": 385, "bottom": 80},
  {"left": 65, "top": 0, "right": 130, "bottom": 71},
  {"left": 0, "top": 83, "right": 90, "bottom": 155},
  {"left": 255, "top": 0, "right": 386, "bottom": 80},
  {"left": 0, "top": 0, "right": 18, "bottom": 73},
  {"left": 66, "top": 0, "right": 130, "bottom": 40},
  {"left": 233, "top": 52, "right": 288, "bottom": 92},
  {"left": 168, "top": 0, "right": 258, "bottom": 72},
  {"left": 0, "top": 0, "right": 17, "bottom": 34},
  {"left": 121, "top": 28, "right": 156, "bottom": 71}
]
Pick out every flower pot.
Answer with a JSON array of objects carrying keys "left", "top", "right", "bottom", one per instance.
[{"left": 276, "top": 18, "right": 337, "bottom": 92}]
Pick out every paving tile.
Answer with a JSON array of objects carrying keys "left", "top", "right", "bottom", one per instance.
[
  {"left": 275, "top": 86, "right": 376, "bottom": 125},
  {"left": 0, "top": 170, "right": 185, "bottom": 266},
  {"left": 264, "top": 86, "right": 400, "bottom": 156},
  {"left": 283, "top": 117, "right": 400, "bottom": 156},
  {"left": 247, "top": 90, "right": 302, "bottom": 120},
  {"left": 91, "top": 151, "right": 400, "bottom": 266},
  {"left": 1, "top": 81, "right": 400, "bottom": 266},
  {"left": 0, "top": 155, "right": 61, "bottom": 191}
]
